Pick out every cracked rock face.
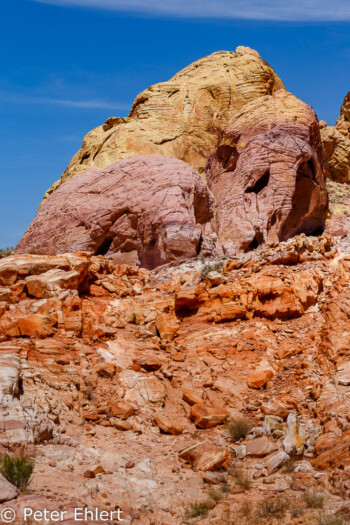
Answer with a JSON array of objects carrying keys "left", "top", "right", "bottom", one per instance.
[
  {"left": 320, "top": 91, "right": 350, "bottom": 183},
  {"left": 206, "top": 90, "right": 329, "bottom": 255},
  {"left": 42, "top": 46, "right": 284, "bottom": 204},
  {"left": 15, "top": 155, "right": 215, "bottom": 270}
]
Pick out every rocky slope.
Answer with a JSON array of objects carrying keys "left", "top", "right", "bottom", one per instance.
[
  {"left": 2, "top": 227, "right": 350, "bottom": 523},
  {"left": 3, "top": 46, "right": 350, "bottom": 525}
]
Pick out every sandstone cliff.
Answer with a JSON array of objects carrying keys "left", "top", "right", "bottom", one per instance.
[
  {"left": 15, "top": 155, "right": 215, "bottom": 269},
  {"left": 42, "top": 46, "right": 285, "bottom": 203},
  {"left": 206, "top": 90, "right": 328, "bottom": 255},
  {"left": 320, "top": 91, "right": 350, "bottom": 183}
]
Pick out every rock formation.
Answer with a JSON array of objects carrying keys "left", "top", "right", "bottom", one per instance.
[
  {"left": 15, "top": 155, "right": 215, "bottom": 269},
  {"left": 2, "top": 231, "right": 350, "bottom": 520},
  {"left": 5, "top": 47, "right": 350, "bottom": 523},
  {"left": 42, "top": 46, "right": 284, "bottom": 203},
  {"left": 206, "top": 90, "right": 329, "bottom": 255},
  {"left": 320, "top": 91, "right": 350, "bottom": 183}
]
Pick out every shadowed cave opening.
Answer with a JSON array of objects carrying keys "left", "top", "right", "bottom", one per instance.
[
  {"left": 246, "top": 236, "right": 260, "bottom": 251},
  {"left": 246, "top": 169, "right": 270, "bottom": 194},
  {"left": 280, "top": 158, "right": 324, "bottom": 240},
  {"left": 95, "top": 236, "right": 114, "bottom": 256}
]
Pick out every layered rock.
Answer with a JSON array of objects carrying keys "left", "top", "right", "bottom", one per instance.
[
  {"left": 320, "top": 91, "right": 350, "bottom": 183},
  {"left": 15, "top": 155, "right": 215, "bottom": 269},
  {"left": 42, "top": 47, "right": 284, "bottom": 203},
  {"left": 206, "top": 90, "right": 328, "bottom": 255},
  {"left": 320, "top": 120, "right": 350, "bottom": 183},
  {"left": 1, "top": 231, "right": 350, "bottom": 517}
]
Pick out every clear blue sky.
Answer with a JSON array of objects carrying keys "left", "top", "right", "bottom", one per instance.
[{"left": 1, "top": 0, "right": 350, "bottom": 247}]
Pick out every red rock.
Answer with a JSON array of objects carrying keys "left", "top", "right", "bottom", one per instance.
[
  {"left": 26, "top": 269, "right": 81, "bottom": 298},
  {"left": 312, "top": 429, "right": 350, "bottom": 470},
  {"left": 133, "top": 356, "right": 163, "bottom": 371},
  {"left": 96, "top": 362, "right": 116, "bottom": 378},
  {"left": 83, "top": 470, "right": 95, "bottom": 479},
  {"left": 15, "top": 155, "right": 215, "bottom": 270},
  {"left": 182, "top": 390, "right": 203, "bottom": 406},
  {"left": 206, "top": 90, "right": 328, "bottom": 255},
  {"left": 112, "top": 419, "right": 132, "bottom": 431},
  {"left": 247, "top": 370, "right": 274, "bottom": 389},
  {"left": 190, "top": 404, "right": 230, "bottom": 428},
  {"left": 178, "top": 441, "right": 230, "bottom": 471},
  {"left": 111, "top": 402, "right": 135, "bottom": 420},
  {"left": 154, "top": 414, "right": 183, "bottom": 435}
]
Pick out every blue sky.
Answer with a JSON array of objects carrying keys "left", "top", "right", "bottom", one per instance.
[{"left": 1, "top": 1, "right": 350, "bottom": 247}]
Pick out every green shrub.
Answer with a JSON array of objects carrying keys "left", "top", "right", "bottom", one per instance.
[
  {"left": 207, "top": 486, "right": 223, "bottom": 503},
  {"left": 0, "top": 455, "right": 35, "bottom": 491},
  {"left": 0, "top": 247, "right": 14, "bottom": 258},
  {"left": 184, "top": 501, "right": 211, "bottom": 519},
  {"left": 200, "top": 261, "right": 224, "bottom": 281},
  {"left": 256, "top": 497, "right": 288, "bottom": 519},
  {"left": 231, "top": 468, "right": 251, "bottom": 490},
  {"left": 303, "top": 491, "right": 324, "bottom": 509},
  {"left": 226, "top": 417, "right": 252, "bottom": 442}
]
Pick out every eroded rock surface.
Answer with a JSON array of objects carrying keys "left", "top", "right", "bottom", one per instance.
[
  {"left": 42, "top": 47, "right": 284, "bottom": 203},
  {"left": 3, "top": 229, "right": 350, "bottom": 521},
  {"left": 15, "top": 155, "right": 215, "bottom": 269},
  {"left": 206, "top": 90, "right": 329, "bottom": 255}
]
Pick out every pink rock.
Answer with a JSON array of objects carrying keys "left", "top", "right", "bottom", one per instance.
[
  {"left": 206, "top": 91, "right": 328, "bottom": 255},
  {"left": 16, "top": 155, "right": 215, "bottom": 270}
]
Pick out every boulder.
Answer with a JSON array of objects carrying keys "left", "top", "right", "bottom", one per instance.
[
  {"left": 190, "top": 404, "right": 230, "bottom": 428},
  {"left": 265, "top": 451, "right": 290, "bottom": 475},
  {"left": 42, "top": 47, "right": 284, "bottom": 202},
  {"left": 283, "top": 412, "right": 305, "bottom": 456},
  {"left": 154, "top": 414, "right": 183, "bottom": 435},
  {"left": 16, "top": 155, "right": 215, "bottom": 270},
  {"left": 320, "top": 121, "right": 350, "bottom": 183},
  {"left": 178, "top": 441, "right": 229, "bottom": 471},
  {"left": 247, "top": 369, "right": 273, "bottom": 389},
  {"left": 206, "top": 90, "right": 328, "bottom": 256},
  {"left": 26, "top": 269, "right": 80, "bottom": 299},
  {"left": 312, "top": 429, "right": 350, "bottom": 470},
  {"left": 244, "top": 437, "right": 278, "bottom": 457},
  {"left": 182, "top": 390, "right": 203, "bottom": 406},
  {"left": 111, "top": 402, "right": 135, "bottom": 420},
  {"left": 0, "top": 473, "right": 18, "bottom": 502}
]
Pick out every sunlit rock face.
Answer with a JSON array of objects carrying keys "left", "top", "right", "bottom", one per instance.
[
  {"left": 206, "top": 90, "right": 329, "bottom": 256},
  {"left": 41, "top": 47, "right": 285, "bottom": 205},
  {"left": 15, "top": 155, "right": 215, "bottom": 270}
]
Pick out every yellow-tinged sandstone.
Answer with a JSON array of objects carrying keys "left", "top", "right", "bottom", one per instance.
[{"left": 42, "top": 47, "right": 284, "bottom": 203}]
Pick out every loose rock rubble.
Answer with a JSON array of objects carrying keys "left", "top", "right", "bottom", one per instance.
[{"left": 1, "top": 229, "right": 350, "bottom": 523}]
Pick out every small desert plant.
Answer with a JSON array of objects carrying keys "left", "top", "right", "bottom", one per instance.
[
  {"left": 200, "top": 260, "right": 224, "bottom": 280},
  {"left": 231, "top": 468, "right": 251, "bottom": 490},
  {"left": 184, "top": 501, "right": 211, "bottom": 519},
  {"left": 303, "top": 491, "right": 324, "bottom": 509},
  {"left": 291, "top": 507, "right": 304, "bottom": 518},
  {"left": 256, "top": 497, "right": 288, "bottom": 519},
  {"left": 318, "top": 515, "right": 344, "bottom": 525},
  {"left": 207, "top": 486, "right": 223, "bottom": 503},
  {"left": 239, "top": 500, "right": 252, "bottom": 520},
  {"left": 226, "top": 417, "right": 252, "bottom": 442},
  {"left": 283, "top": 457, "right": 296, "bottom": 473},
  {"left": 132, "top": 312, "right": 137, "bottom": 324},
  {"left": 0, "top": 455, "right": 35, "bottom": 491},
  {"left": 0, "top": 247, "right": 14, "bottom": 258}
]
